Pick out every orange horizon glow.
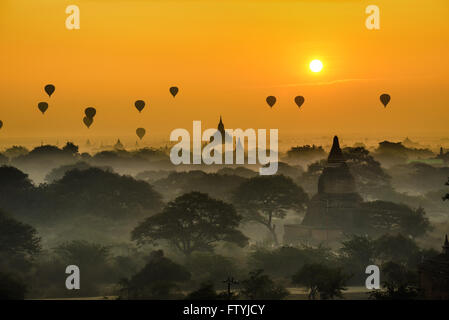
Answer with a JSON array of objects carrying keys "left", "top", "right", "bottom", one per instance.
[{"left": 0, "top": 0, "right": 449, "bottom": 147}]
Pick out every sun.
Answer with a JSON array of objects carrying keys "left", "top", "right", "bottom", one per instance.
[{"left": 309, "top": 59, "right": 323, "bottom": 73}]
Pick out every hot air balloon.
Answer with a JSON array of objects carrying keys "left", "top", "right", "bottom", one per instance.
[
  {"left": 294, "top": 96, "right": 305, "bottom": 108},
  {"left": 83, "top": 116, "right": 93, "bottom": 128},
  {"left": 85, "top": 107, "right": 96, "bottom": 119},
  {"left": 266, "top": 96, "right": 276, "bottom": 108},
  {"left": 0, "top": 120, "right": 3, "bottom": 130},
  {"left": 45, "top": 84, "right": 55, "bottom": 97},
  {"left": 170, "top": 86, "right": 179, "bottom": 98},
  {"left": 136, "top": 128, "right": 146, "bottom": 140},
  {"left": 135, "top": 100, "right": 145, "bottom": 113},
  {"left": 380, "top": 94, "right": 391, "bottom": 108},
  {"left": 38, "top": 102, "right": 49, "bottom": 114}
]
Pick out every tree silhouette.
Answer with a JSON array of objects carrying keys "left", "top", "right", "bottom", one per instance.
[
  {"left": 240, "top": 269, "right": 288, "bottom": 300},
  {"left": 186, "top": 281, "right": 221, "bottom": 300},
  {"left": 369, "top": 261, "right": 420, "bottom": 300},
  {"left": 232, "top": 175, "right": 308, "bottom": 245},
  {"left": 0, "top": 272, "right": 27, "bottom": 300},
  {"left": 132, "top": 192, "right": 248, "bottom": 256},
  {"left": 292, "top": 263, "right": 349, "bottom": 300},
  {"left": 121, "top": 250, "right": 191, "bottom": 299},
  {"left": 359, "top": 201, "right": 431, "bottom": 237},
  {"left": 0, "top": 210, "right": 40, "bottom": 257},
  {"left": 0, "top": 209, "right": 40, "bottom": 275},
  {"left": 41, "top": 167, "right": 163, "bottom": 220},
  {"left": 62, "top": 142, "right": 79, "bottom": 155}
]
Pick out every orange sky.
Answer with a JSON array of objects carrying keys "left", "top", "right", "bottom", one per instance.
[{"left": 0, "top": 0, "right": 448, "bottom": 146}]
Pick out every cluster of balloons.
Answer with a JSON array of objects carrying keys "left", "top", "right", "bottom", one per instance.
[
  {"left": 266, "top": 93, "right": 390, "bottom": 109},
  {"left": 266, "top": 95, "right": 305, "bottom": 109},
  {"left": 134, "top": 99, "right": 146, "bottom": 140},
  {"left": 83, "top": 107, "right": 97, "bottom": 128},
  {"left": 37, "top": 84, "right": 55, "bottom": 114},
  {"left": 133, "top": 86, "right": 180, "bottom": 140},
  {"left": 15, "top": 84, "right": 390, "bottom": 140}
]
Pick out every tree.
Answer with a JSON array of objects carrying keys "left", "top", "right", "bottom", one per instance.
[
  {"left": 121, "top": 250, "right": 191, "bottom": 299},
  {"left": 153, "top": 170, "right": 246, "bottom": 202},
  {"left": 339, "top": 234, "right": 376, "bottom": 284},
  {"left": 369, "top": 261, "right": 420, "bottom": 300},
  {"left": 54, "top": 240, "right": 115, "bottom": 295},
  {"left": 41, "top": 167, "right": 163, "bottom": 220},
  {"left": 3, "top": 146, "right": 29, "bottom": 159},
  {"left": 0, "top": 166, "right": 36, "bottom": 219},
  {"left": 232, "top": 175, "right": 308, "bottom": 245},
  {"left": 132, "top": 192, "right": 248, "bottom": 256},
  {"left": 342, "top": 147, "right": 393, "bottom": 198},
  {"left": 0, "top": 210, "right": 40, "bottom": 256},
  {"left": 0, "top": 272, "right": 27, "bottom": 300},
  {"left": 0, "top": 210, "right": 41, "bottom": 273},
  {"left": 186, "top": 282, "right": 221, "bottom": 300},
  {"left": 358, "top": 201, "right": 431, "bottom": 237},
  {"left": 0, "top": 153, "right": 7, "bottom": 165},
  {"left": 292, "top": 263, "right": 349, "bottom": 300},
  {"left": 373, "top": 233, "right": 420, "bottom": 266},
  {"left": 44, "top": 161, "right": 109, "bottom": 183},
  {"left": 250, "top": 245, "right": 336, "bottom": 278},
  {"left": 240, "top": 269, "right": 289, "bottom": 300},
  {"left": 55, "top": 240, "right": 110, "bottom": 267},
  {"left": 62, "top": 142, "right": 79, "bottom": 155},
  {"left": 285, "top": 145, "right": 326, "bottom": 164},
  {"left": 185, "top": 252, "right": 238, "bottom": 285}
]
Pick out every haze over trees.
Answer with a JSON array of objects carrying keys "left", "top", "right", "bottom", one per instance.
[
  {"left": 132, "top": 192, "right": 248, "bottom": 256},
  {"left": 232, "top": 175, "right": 309, "bottom": 245},
  {"left": 0, "top": 137, "right": 447, "bottom": 300}
]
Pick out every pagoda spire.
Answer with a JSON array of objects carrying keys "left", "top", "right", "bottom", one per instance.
[
  {"left": 443, "top": 234, "right": 449, "bottom": 255},
  {"left": 328, "top": 136, "right": 345, "bottom": 164}
]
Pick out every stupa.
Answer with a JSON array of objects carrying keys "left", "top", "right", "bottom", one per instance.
[{"left": 284, "top": 136, "right": 363, "bottom": 244}]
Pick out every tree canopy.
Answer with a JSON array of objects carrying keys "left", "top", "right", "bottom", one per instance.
[
  {"left": 132, "top": 192, "right": 248, "bottom": 256},
  {"left": 240, "top": 269, "right": 289, "bottom": 300},
  {"left": 292, "top": 263, "right": 349, "bottom": 300},
  {"left": 232, "top": 175, "right": 308, "bottom": 244}
]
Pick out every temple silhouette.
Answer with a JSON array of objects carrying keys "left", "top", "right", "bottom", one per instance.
[{"left": 284, "top": 136, "right": 362, "bottom": 244}]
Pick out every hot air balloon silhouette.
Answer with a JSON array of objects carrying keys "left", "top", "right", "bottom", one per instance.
[
  {"left": 44, "top": 84, "right": 55, "bottom": 97},
  {"left": 136, "top": 128, "right": 146, "bottom": 140},
  {"left": 170, "top": 87, "right": 179, "bottom": 97},
  {"left": 85, "top": 107, "right": 96, "bottom": 119},
  {"left": 38, "top": 102, "right": 49, "bottom": 114},
  {"left": 294, "top": 96, "right": 305, "bottom": 108},
  {"left": 266, "top": 96, "right": 276, "bottom": 108},
  {"left": 83, "top": 116, "right": 93, "bottom": 128},
  {"left": 380, "top": 94, "right": 391, "bottom": 108},
  {"left": 0, "top": 120, "right": 3, "bottom": 130},
  {"left": 135, "top": 100, "right": 145, "bottom": 113}
]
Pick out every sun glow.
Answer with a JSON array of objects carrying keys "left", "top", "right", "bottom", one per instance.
[{"left": 309, "top": 59, "right": 323, "bottom": 73}]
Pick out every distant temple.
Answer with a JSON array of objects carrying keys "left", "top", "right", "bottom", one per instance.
[
  {"left": 419, "top": 235, "right": 449, "bottom": 299},
  {"left": 284, "top": 136, "right": 363, "bottom": 244},
  {"left": 114, "top": 139, "right": 124, "bottom": 150},
  {"left": 217, "top": 116, "right": 226, "bottom": 143},
  {"left": 210, "top": 116, "right": 233, "bottom": 145}
]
